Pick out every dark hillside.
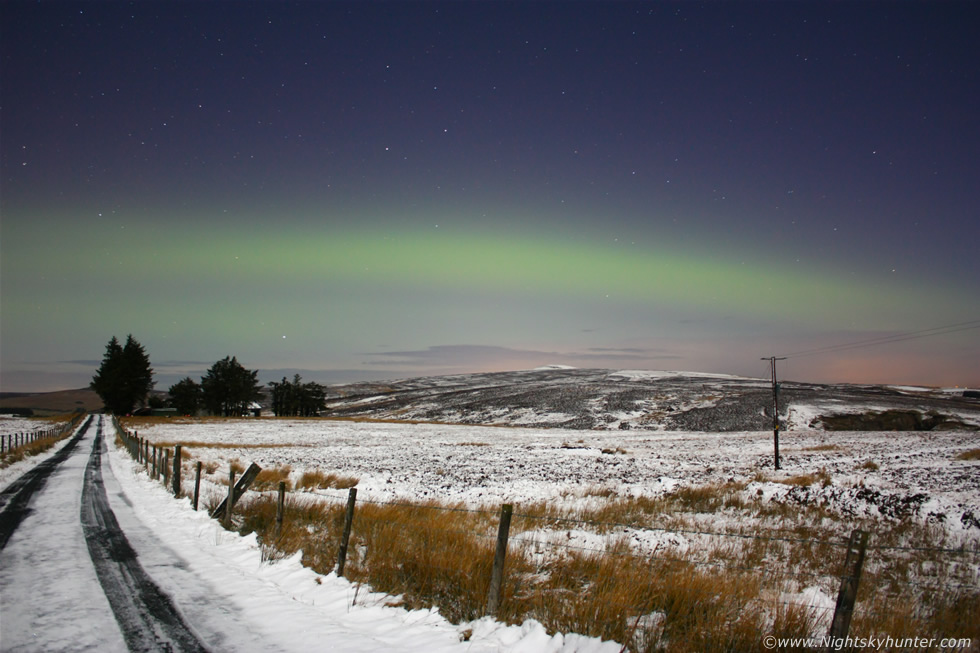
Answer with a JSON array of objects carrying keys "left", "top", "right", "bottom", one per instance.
[{"left": 322, "top": 368, "right": 980, "bottom": 431}]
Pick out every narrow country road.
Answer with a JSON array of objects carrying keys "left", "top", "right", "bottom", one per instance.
[{"left": 0, "top": 415, "right": 208, "bottom": 652}]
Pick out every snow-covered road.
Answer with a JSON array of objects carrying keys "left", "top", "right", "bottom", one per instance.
[
  {"left": 1, "top": 416, "right": 130, "bottom": 651},
  {"left": 0, "top": 416, "right": 617, "bottom": 653}
]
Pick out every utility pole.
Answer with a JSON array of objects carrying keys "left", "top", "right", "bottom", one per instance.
[{"left": 762, "top": 356, "right": 786, "bottom": 470}]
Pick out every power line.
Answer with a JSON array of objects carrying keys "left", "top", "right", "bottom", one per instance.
[{"left": 776, "top": 319, "right": 980, "bottom": 360}]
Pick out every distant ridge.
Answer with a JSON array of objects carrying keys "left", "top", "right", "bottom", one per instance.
[
  {"left": 322, "top": 367, "right": 980, "bottom": 432},
  {"left": 0, "top": 388, "right": 103, "bottom": 415}
]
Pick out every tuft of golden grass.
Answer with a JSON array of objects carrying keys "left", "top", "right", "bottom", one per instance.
[
  {"left": 858, "top": 460, "right": 880, "bottom": 471},
  {"left": 600, "top": 446, "right": 629, "bottom": 455},
  {"left": 213, "top": 459, "right": 246, "bottom": 484},
  {"left": 802, "top": 443, "right": 839, "bottom": 452},
  {"left": 296, "top": 469, "right": 359, "bottom": 490},
  {"left": 955, "top": 448, "right": 980, "bottom": 461},
  {"left": 252, "top": 465, "right": 293, "bottom": 491},
  {"left": 777, "top": 468, "right": 832, "bottom": 488}
]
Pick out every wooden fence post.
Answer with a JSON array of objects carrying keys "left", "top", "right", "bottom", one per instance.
[
  {"left": 828, "top": 529, "right": 869, "bottom": 643},
  {"left": 162, "top": 450, "right": 170, "bottom": 488},
  {"left": 152, "top": 446, "right": 158, "bottom": 479},
  {"left": 193, "top": 461, "right": 202, "bottom": 511},
  {"left": 275, "top": 481, "right": 286, "bottom": 538},
  {"left": 210, "top": 463, "right": 262, "bottom": 520},
  {"left": 224, "top": 468, "right": 236, "bottom": 527},
  {"left": 172, "top": 445, "right": 182, "bottom": 497},
  {"left": 336, "top": 488, "right": 358, "bottom": 577},
  {"left": 486, "top": 503, "right": 514, "bottom": 616}
]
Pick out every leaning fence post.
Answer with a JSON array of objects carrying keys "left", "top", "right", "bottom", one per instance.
[
  {"left": 336, "top": 488, "right": 358, "bottom": 577},
  {"left": 209, "top": 463, "right": 261, "bottom": 520},
  {"left": 172, "top": 445, "right": 182, "bottom": 496},
  {"left": 275, "top": 481, "right": 287, "bottom": 538},
  {"left": 828, "top": 529, "right": 869, "bottom": 643},
  {"left": 193, "top": 461, "right": 202, "bottom": 511},
  {"left": 486, "top": 503, "right": 514, "bottom": 616}
]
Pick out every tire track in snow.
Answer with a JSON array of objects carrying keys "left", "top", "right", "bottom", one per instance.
[
  {"left": 0, "top": 414, "right": 92, "bottom": 549},
  {"left": 81, "top": 416, "right": 209, "bottom": 653}
]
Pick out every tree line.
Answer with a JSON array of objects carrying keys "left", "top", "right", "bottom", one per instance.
[{"left": 90, "top": 335, "right": 327, "bottom": 417}]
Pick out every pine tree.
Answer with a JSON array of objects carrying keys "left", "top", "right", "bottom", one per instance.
[
  {"left": 268, "top": 374, "right": 327, "bottom": 416},
  {"left": 168, "top": 377, "right": 202, "bottom": 416},
  {"left": 91, "top": 336, "right": 124, "bottom": 412},
  {"left": 121, "top": 335, "right": 154, "bottom": 411},
  {"left": 91, "top": 334, "right": 154, "bottom": 414},
  {"left": 200, "top": 356, "right": 262, "bottom": 416}
]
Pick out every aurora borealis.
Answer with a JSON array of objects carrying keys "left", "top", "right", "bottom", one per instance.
[{"left": 2, "top": 2, "right": 978, "bottom": 391}]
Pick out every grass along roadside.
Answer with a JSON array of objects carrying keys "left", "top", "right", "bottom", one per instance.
[
  {"left": 0, "top": 414, "right": 85, "bottom": 469},
  {"left": 192, "top": 463, "right": 978, "bottom": 651}
]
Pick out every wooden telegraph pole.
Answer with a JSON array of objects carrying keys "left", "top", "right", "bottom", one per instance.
[{"left": 762, "top": 356, "right": 786, "bottom": 470}]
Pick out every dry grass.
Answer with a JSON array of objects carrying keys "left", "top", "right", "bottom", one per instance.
[
  {"left": 0, "top": 414, "right": 82, "bottom": 469},
  {"left": 955, "top": 448, "right": 980, "bottom": 461},
  {"left": 209, "top": 474, "right": 980, "bottom": 650},
  {"left": 600, "top": 446, "right": 629, "bottom": 455},
  {"left": 776, "top": 468, "right": 832, "bottom": 488},
  {"left": 296, "top": 469, "right": 359, "bottom": 490},
  {"left": 225, "top": 488, "right": 980, "bottom": 652},
  {"left": 211, "top": 459, "right": 246, "bottom": 484},
  {"left": 252, "top": 465, "right": 293, "bottom": 491},
  {"left": 0, "top": 434, "right": 64, "bottom": 468},
  {"left": 858, "top": 460, "right": 880, "bottom": 471},
  {"left": 801, "top": 443, "right": 840, "bottom": 452},
  {"left": 503, "top": 543, "right": 787, "bottom": 652}
]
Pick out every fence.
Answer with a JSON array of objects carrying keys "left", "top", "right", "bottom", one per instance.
[
  {"left": 0, "top": 413, "right": 86, "bottom": 457},
  {"left": 113, "top": 421, "right": 980, "bottom": 652}
]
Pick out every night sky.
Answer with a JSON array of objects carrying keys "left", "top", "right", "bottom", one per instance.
[{"left": 2, "top": 1, "right": 978, "bottom": 392}]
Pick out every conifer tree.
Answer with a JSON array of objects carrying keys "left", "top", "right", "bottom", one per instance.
[
  {"left": 200, "top": 356, "right": 262, "bottom": 416},
  {"left": 168, "top": 377, "right": 202, "bottom": 416},
  {"left": 91, "top": 334, "right": 154, "bottom": 414}
]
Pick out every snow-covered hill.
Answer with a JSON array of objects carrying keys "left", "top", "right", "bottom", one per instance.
[{"left": 320, "top": 367, "right": 980, "bottom": 432}]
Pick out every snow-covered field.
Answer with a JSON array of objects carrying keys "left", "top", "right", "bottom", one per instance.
[{"left": 124, "top": 417, "right": 980, "bottom": 535}]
